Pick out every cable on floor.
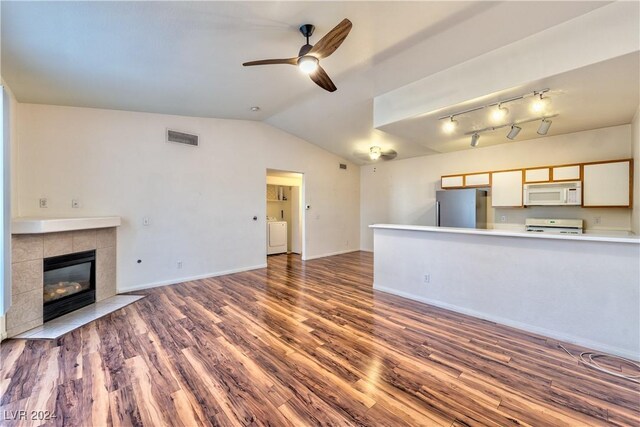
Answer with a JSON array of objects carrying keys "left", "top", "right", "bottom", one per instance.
[{"left": 558, "top": 344, "right": 640, "bottom": 383}]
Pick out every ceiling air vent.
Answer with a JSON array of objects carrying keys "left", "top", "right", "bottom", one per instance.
[{"left": 167, "top": 129, "right": 199, "bottom": 147}]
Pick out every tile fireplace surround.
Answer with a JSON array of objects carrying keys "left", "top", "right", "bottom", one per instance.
[{"left": 7, "top": 217, "right": 120, "bottom": 337}]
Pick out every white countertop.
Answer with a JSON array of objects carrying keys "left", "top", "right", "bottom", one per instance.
[
  {"left": 370, "top": 224, "right": 640, "bottom": 244},
  {"left": 12, "top": 216, "right": 121, "bottom": 234}
]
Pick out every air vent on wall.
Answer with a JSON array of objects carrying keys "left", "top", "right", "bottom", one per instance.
[{"left": 167, "top": 129, "right": 199, "bottom": 147}]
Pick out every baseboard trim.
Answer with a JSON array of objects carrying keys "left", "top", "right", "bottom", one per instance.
[
  {"left": 374, "top": 284, "right": 640, "bottom": 361},
  {"left": 120, "top": 264, "right": 268, "bottom": 293},
  {"left": 302, "top": 249, "right": 359, "bottom": 261}
]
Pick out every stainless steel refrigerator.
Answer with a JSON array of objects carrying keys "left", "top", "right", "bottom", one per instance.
[{"left": 436, "top": 189, "right": 487, "bottom": 229}]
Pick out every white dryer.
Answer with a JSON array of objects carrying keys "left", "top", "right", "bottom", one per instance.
[{"left": 267, "top": 221, "right": 287, "bottom": 255}]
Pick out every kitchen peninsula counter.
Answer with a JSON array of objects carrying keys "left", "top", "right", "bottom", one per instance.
[
  {"left": 370, "top": 223, "right": 640, "bottom": 360},
  {"left": 370, "top": 224, "right": 640, "bottom": 244}
]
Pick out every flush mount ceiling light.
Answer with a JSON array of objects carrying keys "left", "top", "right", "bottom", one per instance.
[
  {"left": 470, "top": 133, "right": 480, "bottom": 147},
  {"left": 250, "top": 106, "right": 260, "bottom": 112},
  {"left": 369, "top": 146, "right": 382, "bottom": 160},
  {"left": 537, "top": 118, "right": 552, "bottom": 135},
  {"left": 490, "top": 103, "right": 509, "bottom": 122},
  {"left": 442, "top": 116, "right": 457, "bottom": 133},
  {"left": 506, "top": 125, "right": 522, "bottom": 140}
]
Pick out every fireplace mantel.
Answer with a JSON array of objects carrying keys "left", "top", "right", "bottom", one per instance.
[{"left": 12, "top": 216, "right": 121, "bottom": 234}]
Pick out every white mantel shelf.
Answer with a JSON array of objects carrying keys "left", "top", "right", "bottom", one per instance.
[
  {"left": 369, "top": 224, "right": 640, "bottom": 244},
  {"left": 12, "top": 216, "right": 121, "bottom": 234}
]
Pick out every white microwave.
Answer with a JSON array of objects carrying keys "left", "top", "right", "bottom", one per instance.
[{"left": 523, "top": 181, "right": 581, "bottom": 206}]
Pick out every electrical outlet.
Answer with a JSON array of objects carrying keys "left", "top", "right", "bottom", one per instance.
[
  {"left": 500, "top": 215, "right": 507, "bottom": 223},
  {"left": 423, "top": 274, "right": 431, "bottom": 284},
  {"left": 177, "top": 261, "right": 183, "bottom": 269},
  {"left": 39, "top": 198, "right": 48, "bottom": 208},
  {"left": 72, "top": 199, "right": 80, "bottom": 208},
  {"left": 593, "top": 216, "right": 601, "bottom": 225},
  {"left": 143, "top": 217, "right": 151, "bottom": 226}
]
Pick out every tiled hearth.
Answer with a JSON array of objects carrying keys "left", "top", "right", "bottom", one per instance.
[
  {"left": 8, "top": 225, "right": 118, "bottom": 337},
  {"left": 14, "top": 295, "right": 144, "bottom": 339}
]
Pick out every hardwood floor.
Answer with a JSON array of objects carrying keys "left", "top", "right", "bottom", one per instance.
[{"left": 1, "top": 251, "right": 639, "bottom": 426}]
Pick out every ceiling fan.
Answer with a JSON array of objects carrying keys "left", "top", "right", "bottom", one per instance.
[
  {"left": 242, "top": 19, "right": 352, "bottom": 92},
  {"left": 354, "top": 146, "right": 398, "bottom": 162}
]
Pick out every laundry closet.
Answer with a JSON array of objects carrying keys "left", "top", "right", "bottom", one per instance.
[{"left": 266, "top": 171, "right": 303, "bottom": 256}]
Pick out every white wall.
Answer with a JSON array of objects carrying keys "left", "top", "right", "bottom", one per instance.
[
  {"left": 15, "top": 104, "right": 360, "bottom": 291},
  {"left": 632, "top": 106, "right": 640, "bottom": 234},
  {"left": 361, "top": 125, "right": 633, "bottom": 250},
  {"left": 1, "top": 81, "right": 18, "bottom": 340}
]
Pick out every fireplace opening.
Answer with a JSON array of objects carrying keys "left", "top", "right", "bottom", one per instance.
[{"left": 43, "top": 250, "right": 96, "bottom": 322}]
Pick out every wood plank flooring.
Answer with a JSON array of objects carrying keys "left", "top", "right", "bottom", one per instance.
[{"left": 1, "top": 251, "right": 639, "bottom": 426}]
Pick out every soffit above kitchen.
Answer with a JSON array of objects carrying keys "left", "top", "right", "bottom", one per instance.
[{"left": 377, "top": 53, "right": 639, "bottom": 153}]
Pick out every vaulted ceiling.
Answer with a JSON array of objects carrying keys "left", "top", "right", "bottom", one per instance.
[{"left": 1, "top": 1, "right": 620, "bottom": 163}]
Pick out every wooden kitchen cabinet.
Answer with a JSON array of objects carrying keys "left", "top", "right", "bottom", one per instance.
[
  {"left": 583, "top": 160, "right": 632, "bottom": 207},
  {"left": 491, "top": 170, "right": 523, "bottom": 207}
]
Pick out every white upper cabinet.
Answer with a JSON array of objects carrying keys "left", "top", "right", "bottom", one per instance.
[
  {"left": 524, "top": 168, "right": 550, "bottom": 183},
  {"left": 492, "top": 170, "right": 523, "bottom": 207},
  {"left": 465, "top": 173, "right": 491, "bottom": 187},
  {"left": 441, "top": 175, "right": 464, "bottom": 188},
  {"left": 583, "top": 160, "right": 631, "bottom": 207},
  {"left": 552, "top": 165, "right": 581, "bottom": 181}
]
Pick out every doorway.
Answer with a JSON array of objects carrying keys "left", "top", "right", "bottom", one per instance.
[{"left": 266, "top": 170, "right": 304, "bottom": 258}]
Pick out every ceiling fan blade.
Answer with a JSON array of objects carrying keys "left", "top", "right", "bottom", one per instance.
[
  {"left": 243, "top": 58, "right": 299, "bottom": 66},
  {"left": 308, "top": 19, "right": 352, "bottom": 59},
  {"left": 309, "top": 65, "right": 337, "bottom": 92},
  {"left": 381, "top": 150, "right": 398, "bottom": 161}
]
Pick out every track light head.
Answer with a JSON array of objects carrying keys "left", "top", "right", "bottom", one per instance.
[
  {"left": 491, "top": 103, "right": 509, "bottom": 122},
  {"left": 442, "top": 116, "right": 457, "bottom": 134},
  {"left": 537, "top": 118, "right": 552, "bottom": 135},
  {"left": 506, "top": 125, "right": 522, "bottom": 140},
  {"left": 531, "top": 93, "right": 548, "bottom": 113},
  {"left": 470, "top": 133, "right": 480, "bottom": 148}
]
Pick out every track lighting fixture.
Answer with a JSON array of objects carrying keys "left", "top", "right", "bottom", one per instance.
[
  {"left": 442, "top": 116, "right": 457, "bottom": 133},
  {"left": 465, "top": 114, "right": 558, "bottom": 146},
  {"left": 369, "top": 146, "right": 382, "bottom": 160},
  {"left": 439, "top": 88, "right": 551, "bottom": 138},
  {"left": 506, "top": 125, "right": 522, "bottom": 140},
  {"left": 470, "top": 133, "right": 480, "bottom": 147},
  {"left": 537, "top": 118, "right": 552, "bottom": 135},
  {"left": 491, "top": 103, "right": 509, "bottom": 122}
]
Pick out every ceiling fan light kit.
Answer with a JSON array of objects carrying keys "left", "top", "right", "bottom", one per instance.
[
  {"left": 369, "top": 146, "right": 382, "bottom": 160},
  {"left": 242, "top": 18, "right": 352, "bottom": 92},
  {"left": 298, "top": 56, "right": 319, "bottom": 74}
]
